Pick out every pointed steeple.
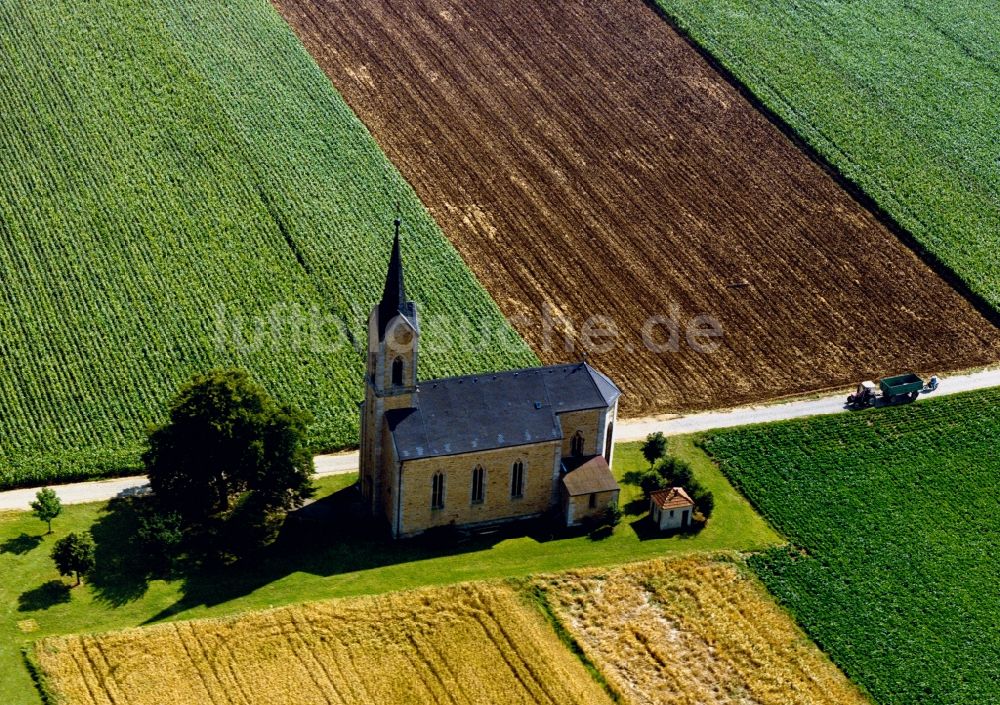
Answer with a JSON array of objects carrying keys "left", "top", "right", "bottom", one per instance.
[{"left": 377, "top": 217, "right": 410, "bottom": 340}]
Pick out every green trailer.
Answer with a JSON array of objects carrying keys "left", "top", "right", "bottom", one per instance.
[{"left": 879, "top": 372, "right": 924, "bottom": 403}]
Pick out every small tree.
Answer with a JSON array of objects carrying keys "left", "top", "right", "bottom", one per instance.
[
  {"left": 641, "top": 432, "right": 667, "bottom": 469},
  {"left": 51, "top": 532, "right": 96, "bottom": 586},
  {"left": 31, "top": 488, "right": 62, "bottom": 534}
]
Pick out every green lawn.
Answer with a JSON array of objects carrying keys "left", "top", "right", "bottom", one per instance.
[
  {"left": 0, "top": 0, "right": 535, "bottom": 490},
  {"left": 0, "top": 438, "right": 779, "bottom": 704},
  {"left": 653, "top": 0, "right": 1000, "bottom": 311},
  {"left": 702, "top": 388, "right": 1000, "bottom": 705}
]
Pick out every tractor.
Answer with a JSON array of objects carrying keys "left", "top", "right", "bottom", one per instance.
[{"left": 847, "top": 373, "right": 925, "bottom": 409}]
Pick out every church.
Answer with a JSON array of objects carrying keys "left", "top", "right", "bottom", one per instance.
[{"left": 360, "top": 223, "right": 622, "bottom": 538}]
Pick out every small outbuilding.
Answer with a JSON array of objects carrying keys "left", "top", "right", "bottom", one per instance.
[
  {"left": 561, "top": 455, "right": 620, "bottom": 526},
  {"left": 649, "top": 487, "right": 695, "bottom": 531}
]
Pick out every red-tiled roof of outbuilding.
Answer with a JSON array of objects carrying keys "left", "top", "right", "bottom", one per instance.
[{"left": 649, "top": 487, "right": 694, "bottom": 510}]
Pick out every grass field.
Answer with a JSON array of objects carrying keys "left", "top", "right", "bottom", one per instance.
[
  {"left": 539, "top": 557, "right": 871, "bottom": 705},
  {"left": 654, "top": 0, "right": 1000, "bottom": 312},
  {"left": 0, "top": 0, "right": 535, "bottom": 490},
  {"left": 0, "top": 439, "right": 780, "bottom": 704},
  {"left": 703, "top": 389, "right": 1000, "bottom": 705},
  {"left": 35, "top": 582, "right": 613, "bottom": 705},
  {"left": 272, "top": 0, "right": 1000, "bottom": 417}
]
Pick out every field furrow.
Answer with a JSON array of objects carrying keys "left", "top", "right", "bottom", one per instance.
[{"left": 35, "top": 584, "right": 613, "bottom": 705}]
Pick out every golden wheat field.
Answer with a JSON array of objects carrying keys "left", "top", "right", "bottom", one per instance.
[
  {"left": 35, "top": 583, "right": 612, "bottom": 705},
  {"left": 539, "top": 558, "right": 871, "bottom": 705}
]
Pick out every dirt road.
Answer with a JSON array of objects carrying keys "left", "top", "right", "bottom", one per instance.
[{"left": 2, "top": 367, "right": 996, "bottom": 512}]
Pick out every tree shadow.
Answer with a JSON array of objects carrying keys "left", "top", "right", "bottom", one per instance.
[
  {"left": 18, "top": 580, "right": 71, "bottom": 612},
  {"left": 1, "top": 533, "right": 43, "bottom": 555},
  {"left": 87, "top": 496, "right": 155, "bottom": 607},
  {"left": 623, "top": 496, "right": 648, "bottom": 515}
]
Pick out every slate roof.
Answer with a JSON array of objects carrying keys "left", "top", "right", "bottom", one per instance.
[
  {"left": 561, "top": 455, "right": 619, "bottom": 496},
  {"left": 386, "top": 362, "right": 620, "bottom": 461},
  {"left": 650, "top": 487, "right": 695, "bottom": 510}
]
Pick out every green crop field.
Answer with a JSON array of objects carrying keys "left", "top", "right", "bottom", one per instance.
[
  {"left": 0, "top": 0, "right": 535, "bottom": 489},
  {"left": 653, "top": 0, "right": 1000, "bottom": 310},
  {"left": 702, "top": 389, "right": 1000, "bottom": 705}
]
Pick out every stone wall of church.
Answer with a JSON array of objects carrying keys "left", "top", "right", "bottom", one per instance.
[
  {"left": 394, "top": 440, "right": 561, "bottom": 537},
  {"left": 556, "top": 408, "right": 604, "bottom": 458}
]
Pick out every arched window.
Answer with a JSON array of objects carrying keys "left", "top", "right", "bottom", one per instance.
[
  {"left": 431, "top": 472, "right": 445, "bottom": 510},
  {"left": 604, "top": 422, "right": 614, "bottom": 461},
  {"left": 391, "top": 357, "right": 404, "bottom": 386},
  {"left": 571, "top": 431, "right": 584, "bottom": 456},
  {"left": 510, "top": 460, "right": 525, "bottom": 498},
  {"left": 471, "top": 465, "right": 486, "bottom": 504}
]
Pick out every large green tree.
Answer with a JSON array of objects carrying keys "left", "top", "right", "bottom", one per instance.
[{"left": 144, "top": 369, "right": 314, "bottom": 527}]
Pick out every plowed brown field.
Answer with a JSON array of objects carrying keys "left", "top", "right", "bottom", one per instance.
[{"left": 273, "top": 0, "right": 1000, "bottom": 415}]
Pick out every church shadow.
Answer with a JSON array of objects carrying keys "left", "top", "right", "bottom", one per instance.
[
  {"left": 89, "top": 482, "right": 702, "bottom": 621},
  {"left": 143, "top": 484, "right": 517, "bottom": 623}
]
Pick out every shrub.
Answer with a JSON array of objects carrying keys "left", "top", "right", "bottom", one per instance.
[
  {"left": 689, "top": 482, "right": 715, "bottom": 519},
  {"left": 603, "top": 502, "right": 623, "bottom": 527},
  {"left": 580, "top": 502, "right": 623, "bottom": 541},
  {"left": 639, "top": 470, "right": 668, "bottom": 496}
]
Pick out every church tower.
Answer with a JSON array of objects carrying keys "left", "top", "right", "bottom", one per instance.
[{"left": 360, "top": 218, "right": 419, "bottom": 513}]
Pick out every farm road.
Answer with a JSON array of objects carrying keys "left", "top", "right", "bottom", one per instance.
[{"left": 2, "top": 366, "right": 998, "bottom": 511}]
